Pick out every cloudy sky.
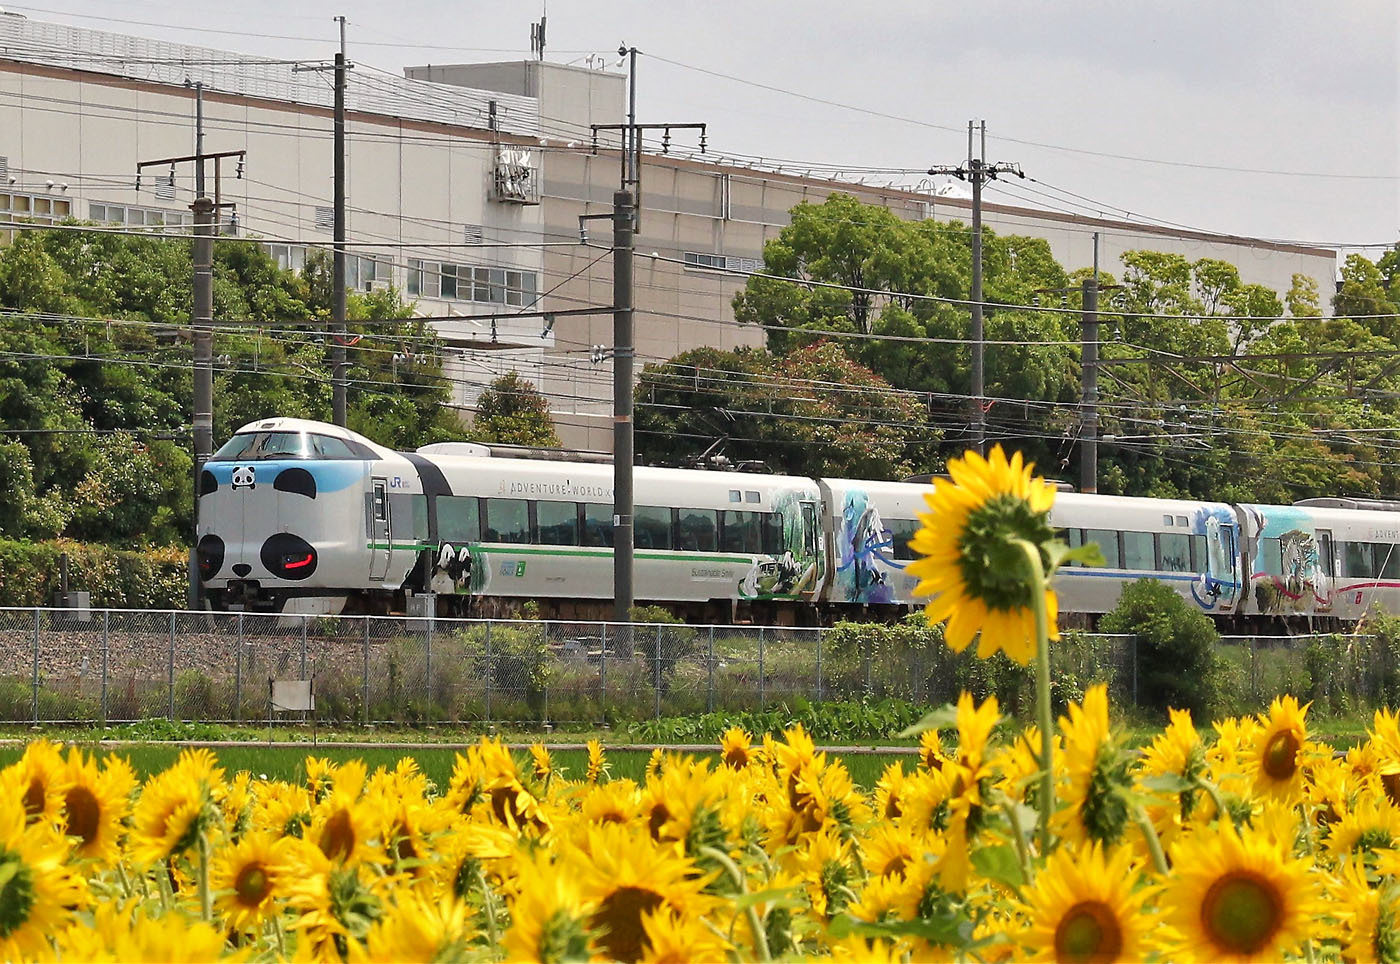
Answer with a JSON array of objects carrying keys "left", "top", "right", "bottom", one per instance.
[{"left": 9, "top": 0, "right": 1398, "bottom": 255}]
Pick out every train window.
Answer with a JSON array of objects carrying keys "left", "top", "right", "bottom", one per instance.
[
  {"left": 1059, "top": 529, "right": 1085, "bottom": 566},
  {"left": 1162, "top": 514, "right": 1174, "bottom": 527},
  {"left": 729, "top": 490, "right": 742, "bottom": 503},
  {"left": 210, "top": 431, "right": 313, "bottom": 461},
  {"left": 1317, "top": 533, "right": 1334, "bottom": 577},
  {"left": 1123, "top": 531, "right": 1154, "bottom": 570},
  {"left": 1382, "top": 545, "right": 1400, "bottom": 580},
  {"left": 1159, "top": 532, "right": 1191, "bottom": 572},
  {"left": 1345, "top": 542, "right": 1375, "bottom": 578},
  {"left": 678, "top": 509, "right": 718, "bottom": 552},
  {"left": 721, "top": 511, "right": 763, "bottom": 554},
  {"left": 582, "top": 503, "right": 614, "bottom": 548},
  {"left": 762, "top": 512, "right": 785, "bottom": 555},
  {"left": 537, "top": 501, "right": 579, "bottom": 546},
  {"left": 1259, "top": 538, "right": 1283, "bottom": 576},
  {"left": 308, "top": 434, "right": 358, "bottom": 459},
  {"left": 1177, "top": 515, "right": 1189, "bottom": 527},
  {"left": 1085, "top": 529, "right": 1120, "bottom": 568},
  {"left": 484, "top": 498, "right": 529, "bottom": 544},
  {"left": 436, "top": 496, "right": 480, "bottom": 542},
  {"left": 635, "top": 506, "right": 672, "bottom": 550},
  {"left": 1190, "top": 535, "right": 1207, "bottom": 572},
  {"left": 409, "top": 495, "right": 428, "bottom": 541},
  {"left": 887, "top": 518, "right": 919, "bottom": 561},
  {"left": 746, "top": 491, "right": 761, "bottom": 504}
]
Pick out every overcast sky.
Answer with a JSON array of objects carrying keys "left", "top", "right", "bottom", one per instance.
[{"left": 11, "top": 0, "right": 1399, "bottom": 256}]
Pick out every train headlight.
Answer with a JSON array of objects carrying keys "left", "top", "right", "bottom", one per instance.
[
  {"left": 196, "top": 534, "right": 225, "bottom": 581},
  {"left": 259, "top": 533, "right": 319, "bottom": 581}
]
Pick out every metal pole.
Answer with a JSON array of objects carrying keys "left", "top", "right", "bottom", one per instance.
[
  {"left": 31, "top": 609, "right": 40, "bottom": 724},
  {"left": 815, "top": 627, "right": 823, "bottom": 703},
  {"left": 300, "top": 615, "right": 309, "bottom": 680},
  {"left": 362, "top": 616, "right": 370, "bottom": 726},
  {"left": 425, "top": 612, "right": 433, "bottom": 711},
  {"left": 234, "top": 612, "right": 244, "bottom": 723},
  {"left": 1081, "top": 277, "right": 1100, "bottom": 494},
  {"left": 484, "top": 622, "right": 493, "bottom": 723},
  {"left": 599, "top": 624, "right": 608, "bottom": 719},
  {"left": 332, "top": 16, "right": 349, "bottom": 426},
  {"left": 969, "top": 120, "right": 985, "bottom": 455},
  {"left": 167, "top": 611, "right": 176, "bottom": 720},
  {"left": 707, "top": 626, "right": 715, "bottom": 714},
  {"left": 653, "top": 624, "right": 662, "bottom": 719},
  {"left": 100, "top": 610, "right": 109, "bottom": 726},
  {"left": 612, "top": 189, "right": 635, "bottom": 623},
  {"left": 192, "top": 82, "right": 205, "bottom": 197},
  {"left": 758, "top": 627, "right": 766, "bottom": 709}
]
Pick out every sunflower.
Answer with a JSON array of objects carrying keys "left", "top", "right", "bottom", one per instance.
[
  {"left": 129, "top": 747, "right": 224, "bottom": 865},
  {"left": 720, "top": 727, "right": 754, "bottom": 770},
  {"left": 1140, "top": 707, "right": 1207, "bottom": 841},
  {"left": 58, "top": 748, "right": 135, "bottom": 867},
  {"left": 115, "top": 907, "right": 229, "bottom": 963},
  {"left": 252, "top": 779, "right": 312, "bottom": 840},
  {"left": 1250, "top": 695, "right": 1312, "bottom": 803},
  {"left": 860, "top": 823, "right": 919, "bottom": 880},
  {"left": 1328, "top": 796, "right": 1400, "bottom": 865},
  {"left": 310, "top": 779, "right": 382, "bottom": 867},
  {"left": 529, "top": 743, "right": 555, "bottom": 786},
  {"left": 795, "top": 825, "right": 855, "bottom": 919},
  {"left": 906, "top": 446, "right": 1059, "bottom": 665},
  {"left": 1164, "top": 817, "right": 1319, "bottom": 962},
  {"left": 873, "top": 762, "right": 908, "bottom": 821},
  {"left": 503, "top": 850, "right": 594, "bottom": 964},
  {"left": 637, "top": 907, "right": 731, "bottom": 964},
  {"left": 918, "top": 729, "right": 949, "bottom": 773},
  {"left": 283, "top": 838, "right": 383, "bottom": 962},
  {"left": 211, "top": 830, "right": 289, "bottom": 932},
  {"left": 1333, "top": 858, "right": 1400, "bottom": 964},
  {"left": 1020, "top": 841, "right": 1157, "bottom": 963},
  {"left": 364, "top": 891, "right": 476, "bottom": 963},
  {"left": 575, "top": 824, "right": 715, "bottom": 963},
  {"left": 1055, "top": 684, "right": 1136, "bottom": 849},
  {"left": 0, "top": 791, "right": 87, "bottom": 962},
  {"left": 586, "top": 739, "right": 610, "bottom": 784},
  {"left": 7, "top": 739, "right": 69, "bottom": 826},
  {"left": 580, "top": 780, "right": 643, "bottom": 827}
]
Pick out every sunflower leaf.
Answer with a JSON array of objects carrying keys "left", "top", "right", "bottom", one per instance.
[
  {"left": 1140, "top": 772, "right": 1196, "bottom": 794},
  {"left": 730, "top": 885, "right": 805, "bottom": 910},
  {"left": 897, "top": 703, "right": 959, "bottom": 738},
  {"left": 828, "top": 911, "right": 974, "bottom": 947},
  {"left": 971, "top": 843, "right": 1025, "bottom": 890},
  {"left": 1044, "top": 540, "right": 1106, "bottom": 571}
]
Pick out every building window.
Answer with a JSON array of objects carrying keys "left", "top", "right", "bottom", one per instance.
[
  {"left": 88, "top": 201, "right": 187, "bottom": 230},
  {"left": 264, "top": 243, "right": 307, "bottom": 273},
  {"left": 346, "top": 254, "right": 390, "bottom": 292},
  {"left": 683, "top": 252, "right": 761, "bottom": 273},
  {"left": 0, "top": 191, "right": 72, "bottom": 244},
  {"left": 405, "top": 259, "right": 537, "bottom": 306}
]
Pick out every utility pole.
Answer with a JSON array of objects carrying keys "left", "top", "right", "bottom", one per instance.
[
  {"left": 138, "top": 89, "right": 245, "bottom": 606},
  {"left": 295, "top": 18, "right": 353, "bottom": 425},
  {"left": 590, "top": 48, "right": 706, "bottom": 622},
  {"left": 929, "top": 121, "right": 1024, "bottom": 454},
  {"left": 1081, "top": 275, "right": 1099, "bottom": 494}
]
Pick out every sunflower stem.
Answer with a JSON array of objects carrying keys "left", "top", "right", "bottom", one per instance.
[
  {"left": 1195, "top": 777, "right": 1233, "bottom": 829},
  {"left": 115, "top": 861, "right": 133, "bottom": 898},
  {"left": 197, "top": 830, "right": 212, "bottom": 922},
  {"left": 273, "top": 914, "right": 287, "bottom": 958},
  {"left": 699, "top": 845, "right": 771, "bottom": 962},
  {"left": 1131, "top": 804, "right": 1169, "bottom": 876},
  {"left": 1015, "top": 539, "right": 1055, "bottom": 857},
  {"left": 1000, "top": 791, "right": 1033, "bottom": 884},
  {"left": 474, "top": 866, "right": 499, "bottom": 948}
]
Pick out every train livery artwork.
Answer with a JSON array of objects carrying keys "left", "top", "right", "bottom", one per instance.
[{"left": 198, "top": 418, "right": 1400, "bottom": 628}]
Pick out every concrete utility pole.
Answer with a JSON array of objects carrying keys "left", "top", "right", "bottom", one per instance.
[
  {"left": 138, "top": 91, "right": 245, "bottom": 606},
  {"left": 590, "top": 49, "right": 706, "bottom": 622},
  {"left": 1080, "top": 276, "right": 1100, "bottom": 494},
  {"left": 929, "top": 121, "right": 1024, "bottom": 455}
]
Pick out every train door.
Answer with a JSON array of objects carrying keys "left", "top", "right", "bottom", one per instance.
[
  {"left": 1217, "top": 521, "right": 1240, "bottom": 609},
  {"left": 801, "top": 500, "right": 825, "bottom": 593},
  {"left": 370, "top": 478, "right": 391, "bottom": 581},
  {"left": 1314, "top": 528, "right": 1335, "bottom": 612}
]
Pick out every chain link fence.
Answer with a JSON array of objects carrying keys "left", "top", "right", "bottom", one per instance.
[{"left": 0, "top": 607, "right": 1391, "bottom": 726}]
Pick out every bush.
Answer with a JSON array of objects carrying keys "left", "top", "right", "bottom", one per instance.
[
  {"left": 1099, "top": 578, "right": 1220, "bottom": 719},
  {"left": 0, "top": 538, "right": 187, "bottom": 608}
]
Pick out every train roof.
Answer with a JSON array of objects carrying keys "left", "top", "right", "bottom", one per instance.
[{"left": 228, "top": 417, "right": 398, "bottom": 458}]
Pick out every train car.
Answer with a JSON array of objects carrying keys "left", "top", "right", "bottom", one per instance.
[
  {"left": 197, "top": 417, "right": 430, "bottom": 614},
  {"left": 418, "top": 452, "right": 826, "bottom": 621},
  {"left": 818, "top": 478, "right": 925, "bottom": 612}
]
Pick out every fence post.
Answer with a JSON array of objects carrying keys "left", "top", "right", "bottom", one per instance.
[
  {"left": 425, "top": 613, "right": 434, "bottom": 716},
  {"left": 541, "top": 622, "right": 550, "bottom": 727},
  {"left": 484, "top": 622, "right": 493, "bottom": 723},
  {"left": 707, "top": 626, "right": 715, "bottom": 714},
  {"left": 599, "top": 624, "right": 608, "bottom": 724},
  {"left": 300, "top": 615, "right": 309, "bottom": 681},
  {"left": 815, "top": 627, "right": 823, "bottom": 704},
  {"left": 758, "top": 626, "right": 766, "bottom": 709},
  {"left": 31, "top": 608, "right": 40, "bottom": 724},
  {"left": 362, "top": 616, "right": 370, "bottom": 726},
  {"left": 167, "top": 611, "right": 176, "bottom": 720},
  {"left": 653, "top": 624, "right": 663, "bottom": 720},
  {"left": 862, "top": 631, "right": 872, "bottom": 698},
  {"left": 234, "top": 612, "right": 244, "bottom": 724},
  {"left": 99, "top": 610, "right": 109, "bottom": 727},
  {"left": 1132, "top": 635, "right": 1139, "bottom": 709}
]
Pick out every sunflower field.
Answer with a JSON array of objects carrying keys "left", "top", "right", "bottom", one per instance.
[{"left": 0, "top": 692, "right": 1398, "bottom": 962}]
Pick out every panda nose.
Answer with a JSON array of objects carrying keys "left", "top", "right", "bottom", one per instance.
[{"left": 232, "top": 564, "right": 252, "bottom": 577}]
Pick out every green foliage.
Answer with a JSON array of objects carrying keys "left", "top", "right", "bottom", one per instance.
[
  {"left": 470, "top": 371, "right": 560, "bottom": 447},
  {"left": 0, "top": 538, "right": 187, "bottom": 608},
  {"left": 1099, "top": 578, "right": 1220, "bottom": 718},
  {"left": 635, "top": 342, "right": 930, "bottom": 479},
  {"left": 627, "top": 698, "right": 930, "bottom": 744}
]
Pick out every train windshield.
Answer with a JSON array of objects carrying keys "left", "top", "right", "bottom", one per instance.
[{"left": 211, "top": 431, "right": 368, "bottom": 461}]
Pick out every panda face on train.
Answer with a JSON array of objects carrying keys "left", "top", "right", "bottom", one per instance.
[{"left": 231, "top": 465, "right": 256, "bottom": 490}]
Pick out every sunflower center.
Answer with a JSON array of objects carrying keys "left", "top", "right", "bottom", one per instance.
[
  {"left": 723, "top": 746, "right": 750, "bottom": 769},
  {"left": 21, "top": 778, "right": 45, "bottom": 820},
  {"left": 318, "top": 807, "right": 356, "bottom": 862},
  {"left": 957, "top": 493, "right": 1055, "bottom": 612},
  {"left": 0, "top": 850, "right": 36, "bottom": 939},
  {"left": 1053, "top": 900, "right": 1124, "bottom": 964},
  {"left": 234, "top": 862, "right": 271, "bottom": 907},
  {"left": 647, "top": 802, "right": 673, "bottom": 841},
  {"left": 65, "top": 785, "right": 101, "bottom": 846},
  {"left": 1262, "top": 731, "right": 1301, "bottom": 782},
  {"left": 539, "top": 908, "right": 590, "bottom": 964},
  {"left": 591, "top": 885, "right": 664, "bottom": 963},
  {"left": 1201, "top": 871, "right": 1283, "bottom": 955},
  {"left": 881, "top": 854, "right": 910, "bottom": 878}
]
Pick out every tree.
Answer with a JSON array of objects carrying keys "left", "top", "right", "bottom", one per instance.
[
  {"left": 1100, "top": 578, "right": 1220, "bottom": 718},
  {"left": 471, "top": 372, "right": 561, "bottom": 447},
  {"left": 635, "top": 343, "right": 933, "bottom": 479}
]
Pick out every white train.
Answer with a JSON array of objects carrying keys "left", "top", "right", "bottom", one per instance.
[{"left": 196, "top": 417, "right": 1400, "bottom": 628}]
